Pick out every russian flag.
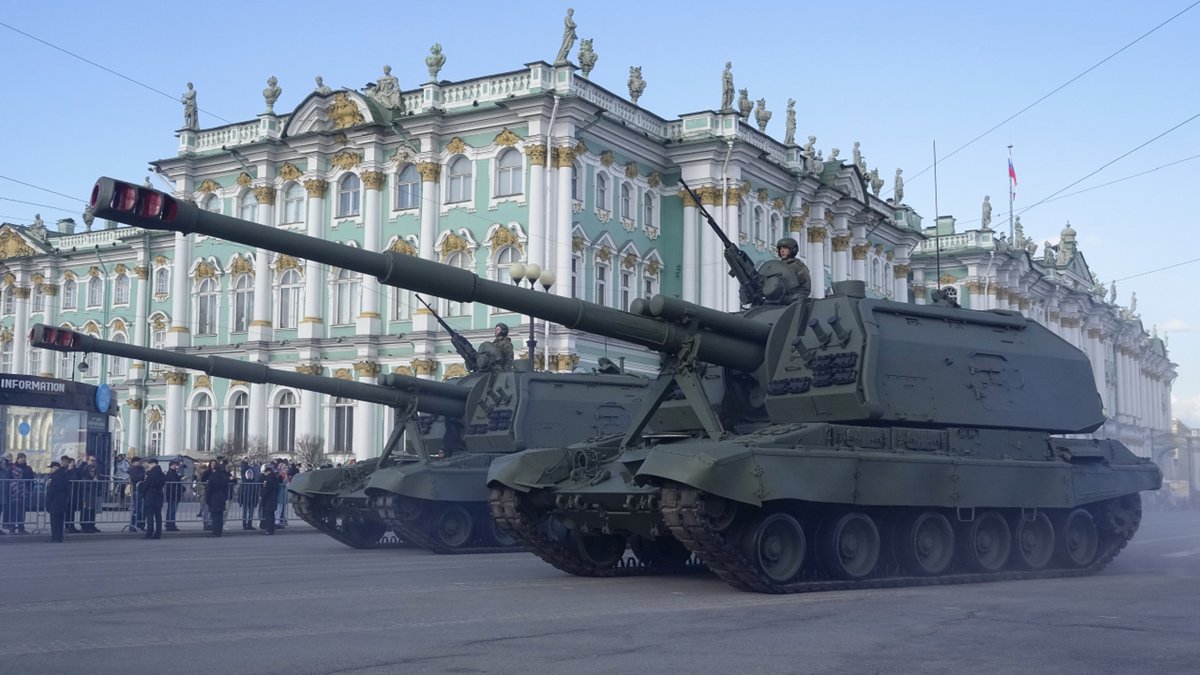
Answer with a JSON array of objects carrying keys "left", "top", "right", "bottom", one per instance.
[{"left": 1008, "top": 150, "right": 1017, "bottom": 200}]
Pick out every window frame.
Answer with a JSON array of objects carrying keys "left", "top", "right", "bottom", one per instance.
[
  {"left": 86, "top": 276, "right": 103, "bottom": 308},
  {"left": 332, "top": 268, "right": 360, "bottom": 326},
  {"left": 114, "top": 273, "right": 130, "bottom": 305},
  {"left": 232, "top": 274, "right": 254, "bottom": 333},
  {"left": 62, "top": 279, "right": 77, "bottom": 310},
  {"left": 337, "top": 174, "right": 361, "bottom": 217},
  {"left": 238, "top": 190, "right": 258, "bottom": 223},
  {"left": 395, "top": 164, "right": 420, "bottom": 210},
  {"left": 495, "top": 149, "right": 523, "bottom": 197},
  {"left": 283, "top": 182, "right": 305, "bottom": 224},
  {"left": 446, "top": 156, "right": 472, "bottom": 204},
  {"left": 196, "top": 277, "right": 219, "bottom": 336}
]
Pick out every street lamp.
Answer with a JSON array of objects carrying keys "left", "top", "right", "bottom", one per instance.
[{"left": 508, "top": 262, "right": 554, "bottom": 370}]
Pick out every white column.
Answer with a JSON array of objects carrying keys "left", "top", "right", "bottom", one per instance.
[
  {"left": 39, "top": 269, "right": 59, "bottom": 377},
  {"left": 681, "top": 195, "right": 698, "bottom": 303},
  {"left": 413, "top": 163, "right": 440, "bottom": 332},
  {"left": 250, "top": 185, "right": 276, "bottom": 342},
  {"left": 164, "top": 372, "right": 186, "bottom": 455},
  {"left": 725, "top": 193, "right": 740, "bottom": 311},
  {"left": 968, "top": 282, "right": 985, "bottom": 311},
  {"left": 358, "top": 172, "right": 384, "bottom": 335},
  {"left": 352, "top": 362, "right": 380, "bottom": 461},
  {"left": 851, "top": 244, "right": 867, "bottom": 283},
  {"left": 132, "top": 262, "right": 149, "bottom": 355},
  {"left": 893, "top": 263, "right": 909, "bottom": 303},
  {"left": 807, "top": 226, "right": 828, "bottom": 299},
  {"left": 912, "top": 268, "right": 926, "bottom": 305},
  {"left": 166, "top": 233, "right": 191, "bottom": 348},
  {"left": 700, "top": 189, "right": 720, "bottom": 308},
  {"left": 832, "top": 236, "right": 849, "bottom": 283},
  {"left": 1087, "top": 329, "right": 1106, "bottom": 412},
  {"left": 554, "top": 147, "right": 573, "bottom": 299},
  {"left": 297, "top": 365, "right": 320, "bottom": 441},
  {"left": 12, "top": 273, "right": 29, "bottom": 375},
  {"left": 300, "top": 180, "right": 326, "bottom": 339},
  {"left": 527, "top": 146, "right": 547, "bottom": 272}
]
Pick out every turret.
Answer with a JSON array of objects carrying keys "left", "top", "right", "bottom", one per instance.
[{"left": 29, "top": 324, "right": 468, "bottom": 418}]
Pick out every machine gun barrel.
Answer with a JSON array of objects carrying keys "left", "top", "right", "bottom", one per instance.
[
  {"left": 29, "top": 324, "right": 467, "bottom": 417},
  {"left": 415, "top": 294, "right": 478, "bottom": 371},
  {"left": 88, "top": 178, "right": 769, "bottom": 373},
  {"left": 678, "top": 180, "right": 765, "bottom": 306}
]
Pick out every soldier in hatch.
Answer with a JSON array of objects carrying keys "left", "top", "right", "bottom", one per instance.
[
  {"left": 776, "top": 237, "right": 812, "bottom": 301},
  {"left": 492, "top": 323, "right": 514, "bottom": 370}
]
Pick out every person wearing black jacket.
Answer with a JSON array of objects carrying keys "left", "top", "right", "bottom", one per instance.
[
  {"left": 141, "top": 459, "right": 166, "bottom": 539},
  {"left": 78, "top": 455, "right": 101, "bottom": 533},
  {"left": 259, "top": 467, "right": 281, "bottom": 535},
  {"left": 127, "top": 457, "right": 146, "bottom": 533},
  {"left": 62, "top": 457, "right": 80, "bottom": 534},
  {"left": 45, "top": 461, "right": 69, "bottom": 543},
  {"left": 164, "top": 462, "right": 183, "bottom": 532},
  {"left": 206, "top": 465, "right": 231, "bottom": 538},
  {"left": 238, "top": 460, "right": 259, "bottom": 530}
]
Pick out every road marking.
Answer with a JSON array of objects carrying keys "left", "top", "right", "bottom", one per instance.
[
  {"left": 1132, "top": 533, "right": 1200, "bottom": 546},
  {"left": 1098, "top": 616, "right": 1120, "bottom": 619},
  {"left": 1162, "top": 549, "right": 1200, "bottom": 558}
]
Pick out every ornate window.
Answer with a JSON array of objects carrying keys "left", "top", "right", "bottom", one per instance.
[
  {"left": 332, "top": 268, "right": 360, "bottom": 326},
  {"left": 496, "top": 149, "right": 523, "bottom": 197},
  {"left": 232, "top": 274, "right": 253, "bottom": 333},
  {"left": 620, "top": 270, "right": 632, "bottom": 311},
  {"left": 276, "top": 391, "right": 298, "bottom": 455},
  {"left": 769, "top": 214, "right": 781, "bottom": 245},
  {"left": 238, "top": 190, "right": 257, "bottom": 222},
  {"left": 446, "top": 156, "right": 472, "bottom": 204},
  {"left": 492, "top": 246, "right": 519, "bottom": 314},
  {"left": 872, "top": 259, "right": 881, "bottom": 289},
  {"left": 110, "top": 333, "right": 127, "bottom": 377},
  {"left": 338, "top": 174, "right": 361, "bottom": 217},
  {"left": 114, "top": 273, "right": 130, "bottom": 305},
  {"left": 231, "top": 391, "right": 249, "bottom": 449},
  {"left": 62, "top": 279, "right": 76, "bottom": 310},
  {"left": 283, "top": 183, "right": 305, "bottom": 223},
  {"left": 202, "top": 194, "right": 221, "bottom": 214},
  {"left": 58, "top": 351, "right": 73, "bottom": 379},
  {"left": 193, "top": 392, "right": 214, "bottom": 454},
  {"left": 154, "top": 268, "right": 169, "bottom": 295},
  {"left": 32, "top": 285, "right": 45, "bottom": 313},
  {"left": 393, "top": 287, "right": 412, "bottom": 321},
  {"left": 596, "top": 174, "right": 608, "bottom": 210},
  {"left": 80, "top": 351, "right": 97, "bottom": 378},
  {"left": 644, "top": 193, "right": 655, "bottom": 228},
  {"left": 2, "top": 288, "right": 13, "bottom": 315},
  {"left": 0, "top": 341, "right": 12, "bottom": 373},
  {"left": 278, "top": 269, "right": 303, "bottom": 329},
  {"left": 445, "top": 251, "right": 471, "bottom": 317},
  {"left": 333, "top": 397, "right": 354, "bottom": 455},
  {"left": 395, "top": 164, "right": 420, "bottom": 209},
  {"left": 196, "top": 278, "right": 218, "bottom": 336},
  {"left": 147, "top": 420, "right": 164, "bottom": 457},
  {"left": 643, "top": 273, "right": 658, "bottom": 299},
  {"left": 595, "top": 262, "right": 609, "bottom": 307},
  {"left": 571, "top": 255, "right": 582, "bottom": 298},
  {"left": 621, "top": 184, "right": 633, "bottom": 220},
  {"left": 753, "top": 208, "right": 764, "bottom": 241},
  {"left": 572, "top": 162, "right": 583, "bottom": 202},
  {"left": 26, "top": 346, "right": 38, "bottom": 376},
  {"left": 87, "top": 276, "right": 103, "bottom": 308}
]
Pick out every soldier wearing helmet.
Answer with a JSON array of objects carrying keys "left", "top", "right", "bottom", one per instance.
[
  {"left": 776, "top": 237, "right": 812, "bottom": 300},
  {"left": 492, "top": 323, "right": 514, "bottom": 370}
]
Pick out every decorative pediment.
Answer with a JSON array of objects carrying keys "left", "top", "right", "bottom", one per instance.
[
  {"left": 445, "top": 137, "right": 468, "bottom": 154},
  {"left": 194, "top": 261, "right": 217, "bottom": 281},
  {"left": 276, "top": 254, "right": 302, "bottom": 277},
  {"left": 647, "top": 172, "right": 661, "bottom": 188},
  {"left": 284, "top": 90, "right": 376, "bottom": 137},
  {"left": 153, "top": 255, "right": 168, "bottom": 266},
  {"left": 0, "top": 226, "right": 37, "bottom": 259},
  {"left": 442, "top": 363, "right": 469, "bottom": 380},
  {"left": 939, "top": 274, "right": 958, "bottom": 285},
  {"left": 389, "top": 238, "right": 416, "bottom": 256},
  {"left": 83, "top": 321, "right": 101, "bottom": 335},
  {"left": 197, "top": 179, "right": 220, "bottom": 195},
  {"left": 193, "top": 375, "right": 212, "bottom": 390},
  {"left": 235, "top": 172, "right": 254, "bottom": 188},
  {"left": 599, "top": 151, "right": 615, "bottom": 167},
  {"left": 327, "top": 92, "right": 366, "bottom": 129},
  {"left": 624, "top": 162, "right": 639, "bottom": 179},
  {"left": 488, "top": 226, "right": 523, "bottom": 253},
  {"left": 646, "top": 260, "right": 661, "bottom": 276},
  {"left": 114, "top": 264, "right": 128, "bottom": 275},
  {"left": 440, "top": 232, "right": 472, "bottom": 261},
  {"left": 230, "top": 255, "right": 254, "bottom": 277},
  {"left": 596, "top": 245, "right": 612, "bottom": 263},
  {"left": 112, "top": 318, "right": 127, "bottom": 333},
  {"left": 622, "top": 253, "right": 638, "bottom": 269},
  {"left": 493, "top": 128, "right": 521, "bottom": 147},
  {"left": 333, "top": 368, "right": 353, "bottom": 381},
  {"left": 331, "top": 151, "right": 362, "bottom": 172},
  {"left": 278, "top": 162, "right": 302, "bottom": 182}
]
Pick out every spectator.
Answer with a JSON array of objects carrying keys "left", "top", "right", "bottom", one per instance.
[
  {"left": 260, "top": 466, "right": 280, "bottom": 535},
  {"left": 164, "top": 461, "right": 183, "bottom": 532},
  {"left": 113, "top": 454, "right": 130, "bottom": 506},
  {"left": 0, "top": 453, "right": 10, "bottom": 534},
  {"left": 62, "top": 456, "right": 80, "bottom": 534},
  {"left": 198, "top": 460, "right": 216, "bottom": 530},
  {"left": 206, "top": 463, "right": 231, "bottom": 538},
  {"left": 238, "top": 459, "right": 259, "bottom": 531},
  {"left": 142, "top": 458, "right": 166, "bottom": 540},
  {"left": 79, "top": 455, "right": 101, "bottom": 533},
  {"left": 127, "top": 457, "right": 146, "bottom": 533},
  {"left": 46, "top": 461, "right": 68, "bottom": 543},
  {"left": 6, "top": 453, "right": 34, "bottom": 534}
]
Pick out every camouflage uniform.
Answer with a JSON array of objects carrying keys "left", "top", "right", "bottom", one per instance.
[
  {"left": 777, "top": 237, "right": 812, "bottom": 300},
  {"left": 492, "top": 336, "right": 514, "bottom": 370}
]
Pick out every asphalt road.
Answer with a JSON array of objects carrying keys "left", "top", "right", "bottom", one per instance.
[{"left": 3, "top": 508, "right": 1199, "bottom": 675}]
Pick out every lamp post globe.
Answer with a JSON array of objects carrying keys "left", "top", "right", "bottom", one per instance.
[
  {"left": 539, "top": 270, "right": 556, "bottom": 291},
  {"left": 508, "top": 262, "right": 526, "bottom": 283},
  {"left": 524, "top": 263, "right": 541, "bottom": 282}
]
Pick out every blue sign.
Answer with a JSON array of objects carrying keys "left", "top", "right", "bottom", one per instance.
[
  {"left": 18, "top": 421, "right": 30, "bottom": 436},
  {"left": 95, "top": 384, "right": 111, "bottom": 413}
]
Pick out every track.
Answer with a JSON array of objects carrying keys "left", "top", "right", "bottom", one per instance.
[
  {"left": 290, "top": 494, "right": 388, "bottom": 549},
  {"left": 659, "top": 482, "right": 1142, "bottom": 594},
  {"left": 374, "top": 494, "right": 523, "bottom": 555}
]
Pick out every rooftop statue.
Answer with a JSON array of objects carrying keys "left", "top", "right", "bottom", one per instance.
[
  {"left": 783, "top": 99, "right": 796, "bottom": 145},
  {"left": 426, "top": 44, "right": 446, "bottom": 83},
  {"left": 1130, "top": 292, "right": 1137, "bottom": 315},
  {"left": 737, "top": 88, "right": 752, "bottom": 121},
  {"left": 627, "top": 66, "right": 646, "bottom": 106},
  {"left": 370, "top": 65, "right": 402, "bottom": 111},
  {"left": 82, "top": 206, "right": 95, "bottom": 231},
  {"left": 854, "top": 141, "right": 867, "bottom": 174},
  {"left": 314, "top": 76, "right": 332, "bottom": 95},
  {"left": 827, "top": 148, "right": 840, "bottom": 163},
  {"left": 801, "top": 135, "right": 816, "bottom": 160},
  {"left": 29, "top": 213, "right": 46, "bottom": 239},
  {"left": 893, "top": 168, "right": 904, "bottom": 204},
  {"left": 980, "top": 195, "right": 992, "bottom": 232},
  {"left": 754, "top": 98, "right": 771, "bottom": 132},
  {"left": 1014, "top": 215, "right": 1028, "bottom": 248},
  {"left": 577, "top": 39, "right": 596, "bottom": 79},
  {"left": 262, "top": 76, "right": 282, "bottom": 114},
  {"left": 181, "top": 82, "right": 198, "bottom": 130},
  {"left": 720, "top": 62, "right": 735, "bottom": 112},
  {"left": 1043, "top": 242, "right": 1055, "bottom": 265},
  {"left": 555, "top": 9, "right": 577, "bottom": 65},
  {"left": 869, "top": 168, "right": 883, "bottom": 197},
  {"left": 1110, "top": 280, "right": 1117, "bottom": 304}
]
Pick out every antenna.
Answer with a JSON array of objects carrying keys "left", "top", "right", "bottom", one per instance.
[{"left": 933, "top": 140, "right": 941, "bottom": 298}]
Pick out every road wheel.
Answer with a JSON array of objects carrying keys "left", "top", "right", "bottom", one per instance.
[
  {"left": 431, "top": 505, "right": 474, "bottom": 549},
  {"left": 959, "top": 511, "right": 1012, "bottom": 572},
  {"left": 477, "top": 509, "right": 516, "bottom": 547},
  {"left": 741, "top": 512, "right": 806, "bottom": 583},
  {"left": 817, "top": 511, "right": 880, "bottom": 580},
  {"left": 1055, "top": 508, "right": 1099, "bottom": 568},
  {"left": 1011, "top": 512, "right": 1055, "bottom": 570},
  {"left": 895, "top": 511, "right": 955, "bottom": 576},
  {"left": 572, "top": 533, "right": 627, "bottom": 569},
  {"left": 631, "top": 535, "right": 693, "bottom": 567},
  {"left": 339, "top": 519, "right": 387, "bottom": 549}
]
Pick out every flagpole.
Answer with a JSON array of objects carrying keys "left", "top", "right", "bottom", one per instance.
[{"left": 1008, "top": 144, "right": 1015, "bottom": 242}]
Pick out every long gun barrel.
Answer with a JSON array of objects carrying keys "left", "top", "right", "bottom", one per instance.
[
  {"left": 30, "top": 324, "right": 468, "bottom": 417},
  {"left": 678, "top": 180, "right": 765, "bottom": 306},
  {"left": 88, "top": 178, "right": 770, "bottom": 373}
]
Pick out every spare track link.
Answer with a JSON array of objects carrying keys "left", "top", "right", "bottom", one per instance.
[
  {"left": 291, "top": 494, "right": 381, "bottom": 550},
  {"left": 659, "top": 482, "right": 1140, "bottom": 595},
  {"left": 373, "top": 494, "right": 520, "bottom": 555},
  {"left": 488, "top": 487, "right": 703, "bottom": 577}
]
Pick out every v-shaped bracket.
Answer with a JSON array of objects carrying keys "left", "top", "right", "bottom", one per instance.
[{"left": 619, "top": 335, "right": 726, "bottom": 451}]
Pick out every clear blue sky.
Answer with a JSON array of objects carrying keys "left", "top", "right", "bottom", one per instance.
[{"left": 2, "top": 0, "right": 1197, "bottom": 423}]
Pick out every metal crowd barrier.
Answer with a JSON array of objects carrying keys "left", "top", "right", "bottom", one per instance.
[{"left": 0, "top": 478, "right": 300, "bottom": 535}]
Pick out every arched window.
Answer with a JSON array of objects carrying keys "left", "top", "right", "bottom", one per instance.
[
  {"left": 231, "top": 391, "right": 249, "bottom": 449},
  {"left": 643, "top": 270, "right": 658, "bottom": 299},
  {"left": 62, "top": 279, "right": 77, "bottom": 309},
  {"left": 571, "top": 162, "right": 583, "bottom": 202},
  {"left": 232, "top": 274, "right": 253, "bottom": 332},
  {"left": 114, "top": 273, "right": 130, "bottom": 305},
  {"left": 620, "top": 269, "right": 632, "bottom": 311},
  {"left": 447, "top": 156, "right": 472, "bottom": 203},
  {"left": 151, "top": 320, "right": 166, "bottom": 350},
  {"left": 196, "top": 277, "right": 218, "bottom": 335},
  {"left": 644, "top": 193, "right": 654, "bottom": 228},
  {"left": 2, "top": 288, "right": 13, "bottom": 315},
  {"left": 32, "top": 285, "right": 45, "bottom": 313},
  {"left": 0, "top": 341, "right": 12, "bottom": 373},
  {"left": 493, "top": 246, "right": 519, "bottom": 314},
  {"left": 333, "top": 268, "right": 360, "bottom": 326},
  {"left": 872, "top": 259, "right": 881, "bottom": 289},
  {"left": 80, "top": 351, "right": 97, "bottom": 378},
  {"left": 333, "top": 398, "right": 354, "bottom": 455},
  {"left": 154, "top": 268, "right": 169, "bottom": 295},
  {"left": 393, "top": 287, "right": 412, "bottom": 321},
  {"left": 769, "top": 214, "right": 781, "bottom": 244},
  {"left": 496, "top": 149, "right": 523, "bottom": 197},
  {"left": 596, "top": 174, "right": 608, "bottom": 210},
  {"left": 110, "top": 333, "right": 127, "bottom": 377},
  {"left": 193, "top": 392, "right": 214, "bottom": 453},
  {"left": 278, "top": 269, "right": 303, "bottom": 329},
  {"left": 753, "top": 208, "right": 764, "bottom": 241},
  {"left": 621, "top": 184, "right": 633, "bottom": 220},
  {"left": 26, "top": 345, "right": 39, "bottom": 376},
  {"left": 396, "top": 164, "right": 420, "bottom": 209},
  {"left": 595, "top": 261, "right": 609, "bottom": 307},
  {"left": 276, "top": 391, "right": 298, "bottom": 455},
  {"left": 283, "top": 183, "right": 305, "bottom": 223},
  {"left": 445, "top": 252, "right": 471, "bottom": 317},
  {"left": 338, "top": 174, "right": 361, "bottom": 217},
  {"left": 202, "top": 194, "right": 221, "bottom": 214},
  {"left": 147, "top": 419, "right": 164, "bottom": 457},
  {"left": 87, "top": 276, "right": 103, "bottom": 307},
  {"left": 571, "top": 254, "right": 582, "bottom": 298},
  {"left": 239, "top": 191, "right": 257, "bottom": 222},
  {"left": 58, "top": 350, "right": 73, "bottom": 379}
]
